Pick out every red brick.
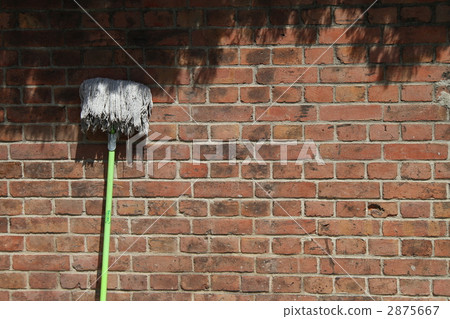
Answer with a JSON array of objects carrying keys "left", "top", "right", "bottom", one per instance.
[
  {"left": 433, "top": 280, "right": 450, "bottom": 296},
  {"left": 335, "top": 46, "right": 366, "bottom": 64},
  {"left": 131, "top": 218, "right": 188, "bottom": 235},
  {"left": 304, "top": 124, "right": 334, "bottom": 141},
  {"left": 272, "top": 48, "right": 302, "bottom": 65},
  {"left": 369, "top": 278, "right": 397, "bottom": 295},
  {"left": 242, "top": 125, "right": 270, "bottom": 140},
  {"left": 150, "top": 274, "right": 178, "bottom": 291},
  {"left": 304, "top": 86, "right": 333, "bottom": 103},
  {"left": 179, "top": 200, "right": 207, "bottom": 217},
  {"left": 272, "top": 86, "right": 302, "bottom": 103},
  {"left": 256, "top": 219, "right": 315, "bottom": 235},
  {"left": 133, "top": 181, "right": 191, "bottom": 197},
  {"left": 435, "top": 240, "right": 450, "bottom": 257},
  {"left": 209, "top": 48, "right": 239, "bottom": 65},
  {"left": 319, "top": 219, "right": 380, "bottom": 236},
  {"left": 384, "top": 220, "right": 445, "bottom": 237},
  {"left": 272, "top": 276, "right": 301, "bottom": 293},
  {"left": 301, "top": 8, "right": 331, "bottom": 25},
  {"left": 435, "top": 162, "right": 450, "bottom": 179},
  {"left": 304, "top": 47, "right": 333, "bottom": 64},
  {"left": 384, "top": 259, "right": 446, "bottom": 276},
  {"left": 402, "top": 240, "right": 432, "bottom": 257},
  {"left": 29, "top": 273, "right": 57, "bottom": 289},
  {"left": 336, "top": 125, "right": 366, "bottom": 141},
  {"left": 384, "top": 182, "right": 446, "bottom": 200},
  {"left": 195, "top": 182, "right": 252, "bottom": 198},
  {"left": 195, "top": 256, "right": 253, "bottom": 273},
  {"left": 0, "top": 126, "right": 22, "bottom": 142},
  {"left": 211, "top": 274, "right": 240, "bottom": 291},
  {"left": 11, "top": 217, "right": 67, "bottom": 233},
  {"left": 336, "top": 201, "right": 365, "bottom": 217},
  {"left": 319, "top": 182, "right": 380, "bottom": 199},
  {"left": 240, "top": 86, "right": 270, "bottom": 103},
  {"left": 385, "top": 26, "right": 446, "bottom": 44},
  {"left": 0, "top": 50, "right": 18, "bottom": 66},
  {"left": 305, "top": 201, "right": 334, "bottom": 217},
  {"left": 11, "top": 144, "right": 67, "bottom": 160},
  {"left": 256, "top": 181, "right": 315, "bottom": 198},
  {"left": 195, "top": 67, "right": 252, "bottom": 84},
  {"left": 0, "top": 273, "right": 27, "bottom": 289},
  {"left": 434, "top": 202, "right": 450, "bottom": 218},
  {"left": 435, "top": 124, "right": 450, "bottom": 140},
  {"left": 336, "top": 277, "right": 366, "bottom": 294},
  {"left": 242, "top": 276, "right": 269, "bottom": 292},
  {"left": 400, "top": 202, "right": 430, "bottom": 218},
  {"left": 134, "top": 256, "right": 191, "bottom": 272},
  {"left": 321, "top": 66, "right": 382, "bottom": 82},
  {"left": 211, "top": 237, "right": 239, "bottom": 253},
  {"left": 193, "top": 105, "right": 252, "bottom": 122},
  {"left": 193, "top": 218, "right": 251, "bottom": 235},
  {"left": 0, "top": 88, "right": 20, "bottom": 104},
  {"left": 303, "top": 163, "right": 333, "bottom": 179},
  {"left": 0, "top": 162, "right": 22, "bottom": 179},
  {"left": 238, "top": 8, "right": 267, "bottom": 26},
  {"left": 148, "top": 237, "right": 177, "bottom": 253},
  {"left": 304, "top": 238, "right": 332, "bottom": 255},
  {"left": 56, "top": 236, "right": 84, "bottom": 252},
  {"left": 24, "top": 126, "right": 53, "bottom": 142},
  {"left": 401, "top": 163, "right": 431, "bottom": 180},
  {"left": 335, "top": 86, "right": 365, "bottom": 102},
  {"left": 179, "top": 125, "right": 208, "bottom": 141},
  {"left": 24, "top": 199, "right": 51, "bottom": 215},
  {"left": 0, "top": 236, "right": 23, "bottom": 252},
  {"left": 367, "top": 162, "right": 397, "bottom": 180},
  {"left": 304, "top": 277, "right": 333, "bottom": 294},
  {"left": 402, "top": 85, "right": 432, "bottom": 102},
  {"left": 255, "top": 28, "right": 316, "bottom": 46},
  {"left": 241, "top": 200, "right": 270, "bottom": 217},
  {"left": 401, "top": 124, "right": 432, "bottom": 141},
  {"left": 209, "top": 87, "right": 238, "bottom": 103},
  {"left": 119, "top": 274, "right": 148, "bottom": 291},
  {"left": 368, "top": 85, "right": 398, "bottom": 102},
  {"left": 369, "top": 238, "right": 399, "bottom": 256},
  {"left": 242, "top": 163, "right": 270, "bottom": 180},
  {"left": 211, "top": 124, "right": 239, "bottom": 140},
  {"left": 369, "top": 124, "right": 399, "bottom": 141},
  {"left": 240, "top": 48, "right": 270, "bottom": 65},
  {"left": 272, "top": 238, "right": 302, "bottom": 255},
  {"left": 384, "top": 104, "right": 447, "bottom": 122},
  {"left": 13, "top": 255, "right": 69, "bottom": 271},
  {"left": 241, "top": 237, "right": 269, "bottom": 254},
  {"left": 386, "top": 66, "right": 449, "bottom": 82},
  {"left": 336, "top": 238, "right": 366, "bottom": 255},
  {"left": 321, "top": 258, "right": 381, "bottom": 275},
  {"left": 384, "top": 144, "right": 447, "bottom": 160},
  {"left": 23, "top": 162, "right": 51, "bottom": 179},
  {"left": 255, "top": 105, "right": 316, "bottom": 122},
  {"left": 180, "top": 163, "right": 208, "bottom": 179},
  {"left": 320, "top": 105, "right": 381, "bottom": 121},
  {"left": 273, "top": 125, "right": 302, "bottom": 140},
  {"left": 181, "top": 274, "right": 208, "bottom": 291},
  {"left": 256, "top": 66, "right": 317, "bottom": 84},
  {"left": 435, "top": 44, "right": 450, "bottom": 64},
  {"left": 369, "top": 46, "right": 401, "bottom": 63}
]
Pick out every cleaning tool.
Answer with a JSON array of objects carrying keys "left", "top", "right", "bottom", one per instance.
[{"left": 80, "top": 78, "right": 152, "bottom": 301}]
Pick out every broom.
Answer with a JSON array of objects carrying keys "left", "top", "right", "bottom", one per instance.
[{"left": 80, "top": 78, "right": 152, "bottom": 301}]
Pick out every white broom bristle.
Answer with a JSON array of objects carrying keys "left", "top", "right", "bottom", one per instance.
[{"left": 80, "top": 77, "right": 152, "bottom": 136}]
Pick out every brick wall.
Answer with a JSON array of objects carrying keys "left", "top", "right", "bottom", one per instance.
[{"left": 0, "top": 0, "right": 449, "bottom": 301}]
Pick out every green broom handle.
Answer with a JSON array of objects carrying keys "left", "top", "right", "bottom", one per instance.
[{"left": 100, "top": 131, "right": 116, "bottom": 301}]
